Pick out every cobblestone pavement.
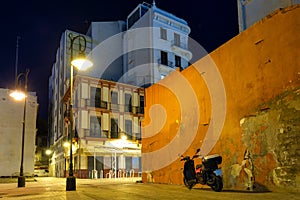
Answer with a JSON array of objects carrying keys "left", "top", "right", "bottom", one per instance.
[{"left": 0, "top": 177, "right": 299, "bottom": 200}]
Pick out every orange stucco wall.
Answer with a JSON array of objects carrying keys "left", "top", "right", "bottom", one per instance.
[{"left": 142, "top": 5, "right": 300, "bottom": 190}]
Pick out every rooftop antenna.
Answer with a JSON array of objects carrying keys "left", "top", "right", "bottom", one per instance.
[{"left": 15, "top": 36, "right": 21, "bottom": 80}]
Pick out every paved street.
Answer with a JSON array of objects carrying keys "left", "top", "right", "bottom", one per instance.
[{"left": 0, "top": 177, "right": 299, "bottom": 200}]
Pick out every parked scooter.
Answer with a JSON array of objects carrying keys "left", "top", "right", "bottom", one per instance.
[{"left": 180, "top": 148, "right": 223, "bottom": 192}]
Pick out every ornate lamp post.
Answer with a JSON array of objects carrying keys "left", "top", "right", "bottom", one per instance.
[
  {"left": 10, "top": 69, "right": 30, "bottom": 188},
  {"left": 66, "top": 33, "right": 93, "bottom": 191}
]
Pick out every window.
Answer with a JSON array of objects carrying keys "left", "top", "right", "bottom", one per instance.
[
  {"left": 160, "top": 28, "right": 167, "bottom": 40},
  {"left": 160, "top": 51, "right": 168, "bottom": 66},
  {"left": 132, "top": 157, "right": 140, "bottom": 169},
  {"left": 111, "top": 91, "right": 118, "bottom": 110},
  {"left": 125, "top": 120, "right": 132, "bottom": 140},
  {"left": 175, "top": 55, "right": 181, "bottom": 68},
  {"left": 125, "top": 93, "right": 132, "bottom": 112},
  {"left": 90, "top": 87, "right": 101, "bottom": 108},
  {"left": 88, "top": 156, "right": 103, "bottom": 178},
  {"left": 135, "top": 121, "right": 142, "bottom": 140},
  {"left": 111, "top": 118, "right": 119, "bottom": 138},
  {"left": 126, "top": 157, "right": 132, "bottom": 171},
  {"left": 90, "top": 116, "right": 101, "bottom": 137},
  {"left": 111, "top": 91, "right": 118, "bottom": 104},
  {"left": 103, "top": 157, "right": 112, "bottom": 170},
  {"left": 174, "top": 33, "right": 180, "bottom": 46},
  {"left": 139, "top": 95, "right": 144, "bottom": 114}
]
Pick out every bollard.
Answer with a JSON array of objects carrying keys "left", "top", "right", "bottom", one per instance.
[{"left": 92, "top": 170, "right": 98, "bottom": 179}]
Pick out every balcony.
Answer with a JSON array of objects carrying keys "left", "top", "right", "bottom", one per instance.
[
  {"left": 88, "top": 99, "right": 108, "bottom": 109},
  {"left": 124, "top": 104, "right": 132, "bottom": 113},
  {"left": 171, "top": 40, "right": 188, "bottom": 50},
  {"left": 158, "top": 59, "right": 174, "bottom": 68},
  {"left": 134, "top": 106, "right": 144, "bottom": 114},
  {"left": 171, "top": 40, "right": 192, "bottom": 60},
  {"left": 124, "top": 132, "right": 133, "bottom": 140},
  {"left": 110, "top": 103, "right": 119, "bottom": 111},
  {"left": 84, "top": 129, "right": 108, "bottom": 139},
  {"left": 135, "top": 133, "right": 141, "bottom": 140},
  {"left": 110, "top": 131, "right": 119, "bottom": 139}
]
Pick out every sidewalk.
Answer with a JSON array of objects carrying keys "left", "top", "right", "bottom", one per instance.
[
  {"left": 0, "top": 177, "right": 298, "bottom": 200},
  {"left": 0, "top": 177, "right": 142, "bottom": 199},
  {"left": 0, "top": 177, "right": 141, "bottom": 184},
  {"left": 0, "top": 177, "right": 37, "bottom": 184}
]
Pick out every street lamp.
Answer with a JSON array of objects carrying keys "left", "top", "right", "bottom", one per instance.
[
  {"left": 66, "top": 33, "right": 93, "bottom": 191},
  {"left": 10, "top": 69, "right": 29, "bottom": 188}
]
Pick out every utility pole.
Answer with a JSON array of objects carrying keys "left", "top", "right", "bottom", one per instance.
[{"left": 15, "top": 36, "right": 21, "bottom": 80}]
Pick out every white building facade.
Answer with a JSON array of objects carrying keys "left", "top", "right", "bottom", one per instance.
[
  {"left": 48, "top": 2, "right": 190, "bottom": 178},
  {"left": 0, "top": 89, "right": 38, "bottom": 177},
  {"left": 124, "top": 2, "right": 191, "bottom": 86}
]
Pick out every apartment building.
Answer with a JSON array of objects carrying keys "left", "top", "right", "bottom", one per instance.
[
  {"left": 48, "top": 2, "right": 190, "bottom": 178},
  {"left": 49, "top": 74, "right": 144, "bottom": 178},
  {"left": 123, "top": 2, "right": 191, "bottom": 85},
  {"left": 83, "top": 2, "right": 192, "bottom": 86}
]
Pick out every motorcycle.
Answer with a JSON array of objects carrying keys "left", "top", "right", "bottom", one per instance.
[{"left": 180, "top": 148, "right": 223, "bottom": 192}]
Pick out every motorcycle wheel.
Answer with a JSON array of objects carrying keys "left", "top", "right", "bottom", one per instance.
[
  {"left": 183, "top": 178, "right": 189, "bottom": 187},
  {"left": 183, "top": 178, "right": 195, "bottom": 190},
  {"left": 210, "top": 175, "right": 223, "bottom": 192}
]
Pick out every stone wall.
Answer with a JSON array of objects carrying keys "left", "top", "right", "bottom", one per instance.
[{"left": 239, "top": 87, "right": 300, "bottom": 190}]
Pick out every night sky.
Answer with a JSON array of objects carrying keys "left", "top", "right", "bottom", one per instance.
[{"left": 0, "top": 0, "right": 239, "bottom": 121}]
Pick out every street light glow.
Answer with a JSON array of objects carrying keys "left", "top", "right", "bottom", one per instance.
[
  {"left": 45, "top": 149, "right": 52, "bottom": 155},
  {"left": 63, "top": 141, "right": 70, "bottom": 148},
  {"left": 121, "top": 135, "right": 127, "bottom": 141},
  {"left": 10, "top": 90, "right": 26, "bottom": 101},
  {"left": 71, "top": 57, "right": 93, "bottom": 71}
]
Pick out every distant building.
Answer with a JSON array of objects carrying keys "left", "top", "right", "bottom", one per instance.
[
  {"left": 86, "top": 21, "right": 125, "bottom": 82},
  {"left": 237, "top": 0, "right": 300, "bottom": 32},
  {"left": 48, "top": 2, "right": 190, "bottom": 178},
  {"left": 0, "top": 88, "right": 38, "bottom": 177},
  {"left": 34, "top": 134, "right": 49, "bottom": 171}
]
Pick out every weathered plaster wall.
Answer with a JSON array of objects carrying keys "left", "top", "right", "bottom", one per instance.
[
  {"left": 142, "top": 5, "right": 300, "bottom": 191},
  {"left": 240, "top": 87, "right": 300, "bottom": 189}
]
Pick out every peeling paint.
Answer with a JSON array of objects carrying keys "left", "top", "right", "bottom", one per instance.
[{"left": 241, "top": 87, "right": 300, "bottom": 189}]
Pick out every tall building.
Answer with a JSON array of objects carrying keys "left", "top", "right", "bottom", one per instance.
[
  {"left": 82, "top": 2, "right": 191, "bottom": 86},
  {"left": 123, "top": 2, "right": 191, "bottom": 86},
  {"left": 48, "top": 2, "right": 190, "bottom": 178},
  {"left": 86, "top": 21, "right": 126, "bottom": 82},
  {"left": 237, "top": 0, "right": 300, "bottom": 32},
  {"left": 0, "top": 88, "right": 38, "bottom": 176}
]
